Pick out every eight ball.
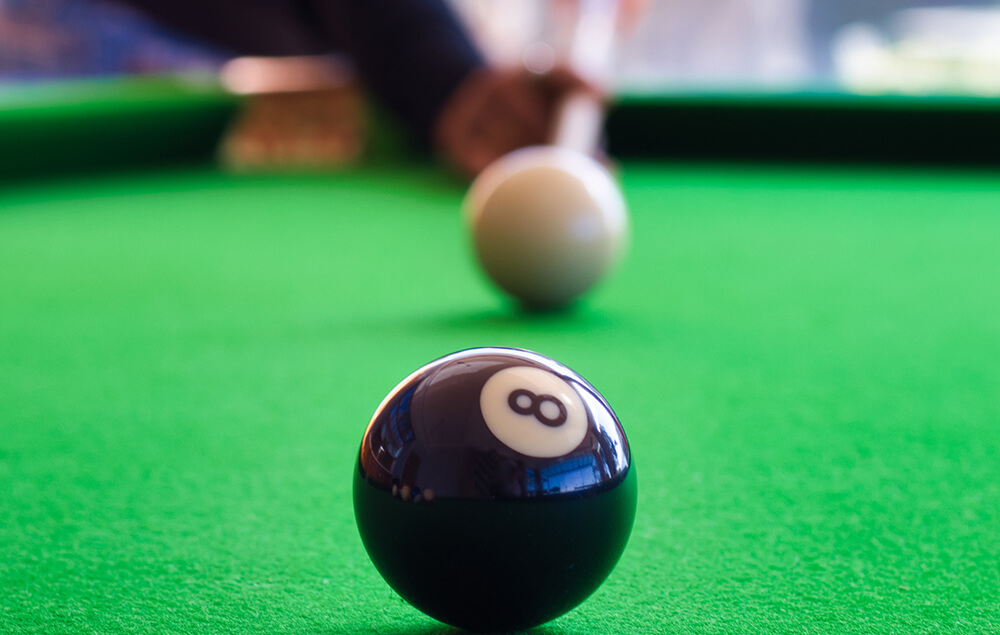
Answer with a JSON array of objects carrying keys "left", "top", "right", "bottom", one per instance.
[{"left": 353, "top": 347, "right": 637, "bottom": 632}]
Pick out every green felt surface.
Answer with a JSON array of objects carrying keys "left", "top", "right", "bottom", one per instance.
[{"left": 2, "top": 163, "right": 1000, "bottom": 634}]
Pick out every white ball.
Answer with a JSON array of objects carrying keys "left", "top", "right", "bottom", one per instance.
[{"left": 464, "top": 146, "right": 628, "bottom": 309}]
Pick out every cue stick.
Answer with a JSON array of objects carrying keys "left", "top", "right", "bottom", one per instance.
[{"left": 551, "top": 0, "right": 620, "bottom": 155}]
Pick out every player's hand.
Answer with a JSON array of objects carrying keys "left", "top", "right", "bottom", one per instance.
[{"left": 433, "top": 66, "right": 603, "bottom": 180}]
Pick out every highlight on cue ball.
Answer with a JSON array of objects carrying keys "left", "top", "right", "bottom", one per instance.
[{"left": 464, "top": 146, "right": 629, "bottom": 310}]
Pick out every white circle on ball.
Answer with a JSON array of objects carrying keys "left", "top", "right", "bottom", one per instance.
[{"left": 479, "top": 366, "right": 588, "bottom": 458}]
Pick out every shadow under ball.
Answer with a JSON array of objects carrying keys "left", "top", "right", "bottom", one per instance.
[{"left": 353, "top": 348, "right": 637, "bottom": 632}]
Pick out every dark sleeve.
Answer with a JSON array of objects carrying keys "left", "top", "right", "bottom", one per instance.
[
  {"left": 113, "top": 0, "right": 327, "bottom": 57},
  {"left": 307, "top": 0, "right": 485, "bottom": 148},
  {"left": 115, "top": 0, "right": 485, "bottom": 146}
]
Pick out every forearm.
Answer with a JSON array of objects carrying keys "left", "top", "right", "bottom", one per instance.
[
  {"left": 307, "top": 0, "right": 484, "bottom": 147},
  {"left": 115, "top": 0, "right": 484, "bottom": 146},
  {"left": 115, "top": 0, "right": 324, "bottom": 56}
]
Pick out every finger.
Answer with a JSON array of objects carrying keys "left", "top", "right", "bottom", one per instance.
[
  {"left": 467, "top": 103, "right": 537, "bottom": 158},
  {"left": 540, "top": 66, "right": 605, "bottom": 99},
  {"left": 491, "top": 77, "right": 550, "bottom": 144}
]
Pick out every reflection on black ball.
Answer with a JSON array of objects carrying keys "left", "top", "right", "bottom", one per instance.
[{"left": 353, "top": 347, "right": 637, "bottom": 632}]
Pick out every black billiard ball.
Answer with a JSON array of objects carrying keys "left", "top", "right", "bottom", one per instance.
[{"left": 353, "top": 347, "right": 636, "bottom": 632}]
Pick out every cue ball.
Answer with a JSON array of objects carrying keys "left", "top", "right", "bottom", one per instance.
[
  {"left": 465, "top": 146, "right": 628, "bottom": 309},
  {"left": 353, "top": 347, "right": 636, "bottom": 632}
]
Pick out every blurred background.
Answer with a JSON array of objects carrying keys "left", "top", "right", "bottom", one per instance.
[{"left": 3, "top": 0, "right": 1000, "bottom": 95}]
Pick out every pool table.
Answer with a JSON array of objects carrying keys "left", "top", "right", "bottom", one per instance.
[{"left": 2, "top": 78, "right": 999, "bottom": 634}]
